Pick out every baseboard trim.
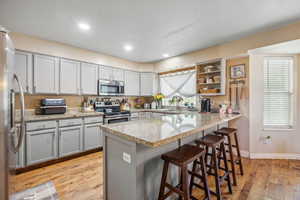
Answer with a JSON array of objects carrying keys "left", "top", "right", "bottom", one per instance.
[
  {"left": 16, "top": 147, "right": 102, "bottom": 174},
  {"left": 250, "top": 153, "right": 300, "bottom": 160},
  {"left": 240, "top": 150, "right": 250, "bottom": 158},
  {"left": 233, "top": 150, "right": 250, "bottom": 158}
]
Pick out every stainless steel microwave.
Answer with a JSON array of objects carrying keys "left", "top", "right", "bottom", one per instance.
[{"left": 98, "top": 80, "right": 125, "bottom": 95}]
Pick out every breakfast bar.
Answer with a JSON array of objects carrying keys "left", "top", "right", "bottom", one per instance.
[{"left": 100, "top": 112, "right": 241, "bottom": 200}]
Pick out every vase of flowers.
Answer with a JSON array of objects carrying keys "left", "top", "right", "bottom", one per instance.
[{"left": 153, "top": 93, "right": 165, "bottom": 109}]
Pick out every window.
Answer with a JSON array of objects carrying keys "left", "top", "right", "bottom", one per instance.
[
  {"left": 159, "top": 69, "right": 196, "bottom": 107},
  {"left": 162, "top": 94, "right": 196, "bottom": 107},
  {"left": 263, "top": 56, "right": 294, "bottom": 129}
]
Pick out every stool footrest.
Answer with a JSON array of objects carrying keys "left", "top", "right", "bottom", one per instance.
[
  {"left": 191, "top": 182, "right": 203, "bottom": 190},
  {"left": 192, "top": 183, "right": 218, "bottom": 197},
  {"left": 226, "top": 144, "right": 237, "bottom": 148},
  {"left": 165, "top": 183, "right": 184, "bottom": 197},
  {"left": 188, "top": 170, "right": 203, "bottom": 180}
]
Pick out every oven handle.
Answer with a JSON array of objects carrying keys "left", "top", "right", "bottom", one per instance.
[{"left": 104, "top": 117, "right": 131, "bottom": 124}]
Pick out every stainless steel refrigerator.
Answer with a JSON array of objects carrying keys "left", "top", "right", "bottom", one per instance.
[{"left": 0, "top": 26, "right": 25, "bottom": 200}]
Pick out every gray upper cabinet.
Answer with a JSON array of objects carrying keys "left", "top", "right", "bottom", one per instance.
[
  {"left": 81, "top": 62, "right": 98, "bottom": 95},
  {"left": 99, "top": 65, "right": 113, "bottom": 80},
  {"left": 99, "top": 65, "right": 124, "bottom": 81},
  {"left": 33, "top": 54, "right": 59, "bottom": 94},
  {"left": 140, "top": 72, "right": 156, "bottom": 96},
  {"left": 13, "top": 51, "right": 33, "bottom": 93},
  {"left": 112, "top": 68, "right": 124, "bottom": 81},
  {"left": 14, "top": 51, "right": 33, "bottom": 93},
  {"left": 58, "top": 126, "right": 83, "bottom": 157},
  {"left": 125, "top": 70, "right": 140, "bottom": 96},
  {"left": 59, "top": 58, "right": 80, "bottom": 94},
  {"left": 84, "top": 123, "right": 102, "bottom": 150},
  {"left": 26, "top": 128, "right": 58, "bottom": 165}
]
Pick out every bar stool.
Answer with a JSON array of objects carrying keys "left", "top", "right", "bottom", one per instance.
[
  {"left": 195, "top": 135, "right": 232, "bottom": 200},
  {"left": 214, "top": 127, "right": 244, "bottom": 186},
  {"left": 158, "top": 144, "right": 210, "bottom": 200}
]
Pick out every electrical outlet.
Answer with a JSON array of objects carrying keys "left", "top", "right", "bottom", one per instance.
[
  {"left": 123, "top": 152, "right": 131, "bottom": 164},
  {"left": 263, "top": 136, "right": 272, "bottom": 144}
]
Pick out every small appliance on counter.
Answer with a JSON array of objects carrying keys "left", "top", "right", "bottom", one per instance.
[
  {"left": 200, "top": 98, "right": 211, "bottom": 112},
  {"left": 40, "top": 98, "right": 67, "bottom": 115}
]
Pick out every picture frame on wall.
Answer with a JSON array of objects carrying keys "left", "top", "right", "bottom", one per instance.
[{"left": 230, "top": 64, "right": 245, "bottom": 79}]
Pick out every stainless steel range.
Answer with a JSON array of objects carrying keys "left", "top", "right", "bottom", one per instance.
[{"left": 94, "top": 101, "right": 131, "bottom": 124}]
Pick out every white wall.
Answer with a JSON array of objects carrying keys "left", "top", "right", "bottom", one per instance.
[
  {"left": 154, "top": 20, "right": 300, "bottom": 72},
  {"left": 249, "top": 54, "right": 300, "bottom": 158}
]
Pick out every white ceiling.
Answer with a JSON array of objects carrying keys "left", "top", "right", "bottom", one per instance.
[{"left": 1, "top": 0, "right": 300, "bottom": 63}]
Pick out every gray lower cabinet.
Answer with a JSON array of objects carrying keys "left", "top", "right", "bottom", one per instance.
[
  {"left": 26, "top": 128, "right": 58, "bottom": 165},
  {"left": 23, "top": 117, "right": 102, "bottom": 167},
  {"left": 58, "top": 126, "right": 83, "bottom": 157},
  {"left": 84, "top": 123, "right": 102, "bottom": 150}
]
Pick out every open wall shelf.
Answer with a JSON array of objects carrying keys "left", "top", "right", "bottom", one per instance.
[{"left": 196, "top": 58, "right": 226, "bottom": 96}]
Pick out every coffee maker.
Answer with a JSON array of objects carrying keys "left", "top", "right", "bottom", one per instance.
[{"left": 200, "top": 98, "right": 211, "bottom": 112}]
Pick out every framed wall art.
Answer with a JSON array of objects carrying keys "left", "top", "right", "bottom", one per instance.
[{"left": 230, "top": 64, "right": 245, "bottom": 79}]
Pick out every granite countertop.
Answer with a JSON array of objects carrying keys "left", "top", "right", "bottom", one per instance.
[
  {"left": 100, "top": 112, "right": 241, "bottom": 147},
  {"left": 16, "top": 108, "right": 104, "bottom": 123},
  {"left": 130, "top": 108, "right": 198, "bottom": 114}
]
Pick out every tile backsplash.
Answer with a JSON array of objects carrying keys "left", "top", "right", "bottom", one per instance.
[{"left": 15, "top": 94, "right": 154, "bottom": 110}]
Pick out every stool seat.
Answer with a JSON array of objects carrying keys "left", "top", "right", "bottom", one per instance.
[
  {"left": 161, "top": 144, "right": 205, "bottom": 166},
  {"left": 196, "top": 135, "right": 224, "bottom": 147},
  {"left": 159, "top": 143, "right": 210, "bottom": 200},
  {"left": 214, "top": 127, "right": 237, "bottom": 135}
]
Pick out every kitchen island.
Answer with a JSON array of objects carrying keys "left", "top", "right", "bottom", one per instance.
[{"left": 100, "top": 112, "right": 241, "bottom": 200}]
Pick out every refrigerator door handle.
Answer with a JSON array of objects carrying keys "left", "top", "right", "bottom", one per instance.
[{"left": 11, "top": 74, "right": 25, "bottom": 152}]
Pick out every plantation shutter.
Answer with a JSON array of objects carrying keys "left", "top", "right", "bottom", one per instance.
[{"left": 263, "top": 57, "right": 293, "bottom": 129}]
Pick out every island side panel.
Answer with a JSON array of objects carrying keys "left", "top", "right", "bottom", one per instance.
[
  {"left": 103, "top": 121, "right": 229, "bottom": 200},
  {"left": 103, "top": 132, "right": 138, "bottom": 200},
  {"left": 136, "top": 133, "right": 203, "bottom": 200}
]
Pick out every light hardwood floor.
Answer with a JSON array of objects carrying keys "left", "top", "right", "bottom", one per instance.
[{"left": 13, "top": 152, "right": 300, "bottom": 200}]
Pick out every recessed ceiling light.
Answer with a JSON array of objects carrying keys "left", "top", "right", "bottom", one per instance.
[
  {"left": 124, "top": 44, "right": 133, "bottom": 51},
  {"left": 163, "top": 54, "right": 169, "bottom": 58},
  {"left": 78, "top": 23, "right": 90, "bottom": 31}
]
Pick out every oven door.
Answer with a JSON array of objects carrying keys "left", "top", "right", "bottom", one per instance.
[{"left": 104, "top": 117, "right": 130, "bottom": 124}]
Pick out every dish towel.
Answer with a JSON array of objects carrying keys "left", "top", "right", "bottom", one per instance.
[{"left": 11, "top": 181, "right": 59, "bottom": 200}]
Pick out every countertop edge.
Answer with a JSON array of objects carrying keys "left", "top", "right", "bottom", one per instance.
[
  {"left": 16, "top": 112, "right": 104, "bottom": 123},
  {"left": 100, "top": 114, "right": 242, "bottom": 148}
]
